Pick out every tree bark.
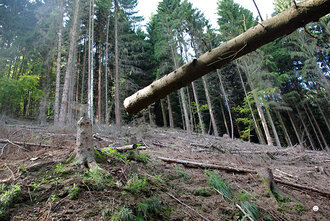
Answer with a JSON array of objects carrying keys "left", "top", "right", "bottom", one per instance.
[
  {"left": 265, "top": 108, "right": 281, "bottom": 147},
  {"left": 191, "top": 81, "right": 205, "bottom": 134},
  {"left": 167, "top": 95, "right": 174, "bottom": 128},
  {"left": 97, "top": 39, "right": 102, "bottom": 123},
  {"left": 288, "top": 111, "right": 303, "bottom": 146},
  {"left": 217, "top": 70, "right": 233, "bottom": 139},
  {"left": 202, "top": 76, "right": 218, "bottom": 137},
  {"left": 237, "top": 62, "right": 265, "bottom": 144},
  {"left": 276, "top": 110, "right": 292, "bottom": 147},
  {"left": 295, "top": 104, "right": 316, "bottom": 150},
  {"left": 105, "top": 14, "right": 110, "bottom": 125},
  {"left": 123, "top": 0, "right": 330, "bottom": 114},
  {"left": 160, "top": 99, "right": 167, "bottom": 127},
  {"left": 54, "top": 0, "right": 64, "bottom": 124},
  {"left": 88, "top": 0, "right": 95, "bottom": 123},
  {"left": 114, "top": 0, "right": 121, "bottom": 127},
  {"left": 58, "top": 0, "right": 80, "bottom": 125}
]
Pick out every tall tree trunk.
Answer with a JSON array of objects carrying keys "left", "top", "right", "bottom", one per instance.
[
  {"left": 187, "top": 87, "right": 194, "bottom": 132},
  {"left": 54, "top": 0, "right": 64, "bottom": 124},
  {"left": 160, "top": 99, "right": 167, "bottom": 127},
  {"left": 306, "top": 103, "right": 329, "bottom": 151},
  {"left": 88, "top": 0, "right": 95, "bottom": 122},
  {"left": 237, "top": 62, "right": 265, "bottom": 144},
  {"left": 316, "top": 100, "right": 330, "bottom": 132},
  {"left": 265, "top": 108, "right": 281, "bottom": 147},
  {"left": 98, "top": 40, "right": 102, "bottom": 123},
  {"left": 302, "top": 103, "right": 324, "bottom": 150},
  {"left": 288, "top": 111, "right": 303, "bottom": 146},
  {"left": 220, "top": 101, "right": 230, "bottom": 135},
  {"left": 114, "top": 0, "right": 121, "bottom": 127},
  {"left": 59, "top": 0, "right": 80, "bottom": 125},
  {"left": 167, "top": 95, "right": 174, "bottom": 128},
  {"left": 105, "top": 14, "right": 110, "bottom": 125},
  {"left": 80, "top": 39, "right": 87, "bottom": 103},
  {"left": 202, "top": 76, "right": 218, "bottom": 137},
  {"left": 191, "top": 82, "right": 205, "bottom": 134},
  {"left": 276, "top": 111, "right": 292, "bottom": 146},
  {"left": 217, "top": 70, "right": 233, "bottom": 138},
  {"left": 295, "top": 104, "right": 316, "bottom": 150}
]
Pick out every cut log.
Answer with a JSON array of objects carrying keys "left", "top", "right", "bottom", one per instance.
[
  {"left": 157, "top": 156, "right": 256, "bottom": 174},
  {"left": 124, "top": 0, "right": 330, "bottom": 114}
]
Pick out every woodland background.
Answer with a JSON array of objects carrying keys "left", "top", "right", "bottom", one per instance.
[{"left": 0, "top": 0, "right": 329, "bottom": 150}]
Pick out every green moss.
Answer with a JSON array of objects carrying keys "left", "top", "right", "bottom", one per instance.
[
  {"left": 94, "top": 148, "right": 107, "bottom": 163},
  {"left": 193, "top": 187, "right": 214, "bottom": 197}
]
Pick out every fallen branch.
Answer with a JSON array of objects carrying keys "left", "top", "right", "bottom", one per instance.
[
  {"left": 167, "top": 193, "right": 210, "bottom": 221},
  {"left": 0, "top": 138, "right": 59, "bottom": 149},
  {"left": 274, "top": 178, "right": 330, "bottom": 198},
  {"left": 157, "top": 156, "right": 256, "bottom": 174},
  {"left": 5, "top": 164, "right": 15, "bottom": 180},
  {"left": 236, "top": 203, "right": 254, "bottom": 221}
]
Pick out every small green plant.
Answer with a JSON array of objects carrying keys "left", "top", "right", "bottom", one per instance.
[
  {"left": 124, "top": 174, "right": 146, "bottom": 194},
  {"left": 137, "top": 197, "right": 163, "bottom": 219},
  {"left": 49, "top": 194, "right": 58, "bottom": 201},
  {"left": 54, "top": 162, "right": 65, "bottom": 174},
  {"left": 102, "top": 207, "right": 112, "bottom": 219},
  {"left": 193, "top": 187, "right": 214, "bottom": 197},
  {"left": 239, "top": 201, "right": 260, "bottom": 221},
  {"left": 294, "top": 202, "right": 305, "bottom": 215},
  {"left": 94, "top": 148, "right": 107, "bottom": 163},
  {"left": 83, "top": 167, "right": 112, "bottom": 190},
  {"left": 0, "top": 184, "right": 21, "bottom": 218},
  {"left": 237, "top": 191, "right": 252, "bottom": 202},
  {"left": 175, "top": 166, "right": 190, "bottom": 182},
  {"left": 206, "top": 171, "right": 233, "bottom": 202},
  {"left": 126, "top": 150, "right": 149, "bottom": 163},
  {"left": 18, "top": 166, "right": 27, "bottom": 175},
  {"left": 68, "top": 184, "right": 79, "bottom": 200},
  {"left": 112, "top": 206, "right": 135, "bottom": 221},
  {"left": 31, "top": 183, "right": 40, "bottom": 191}
]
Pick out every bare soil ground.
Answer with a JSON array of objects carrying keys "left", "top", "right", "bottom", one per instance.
[{"left": 0, "top": 120, "right": 329, "bottom": 221}]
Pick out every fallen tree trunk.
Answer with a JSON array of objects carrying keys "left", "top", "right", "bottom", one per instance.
[
  {"left": 124, "top": 0, "right": 330, "bottom": 114},
  {"left": 158, "top": 156, "right": 330, "bottom": 198},
  {"left": 102, "top": 144, "right": 146, "bottom": 152},
  {"left": 157, "top": 156, "right": 256, "bottom": 174}
]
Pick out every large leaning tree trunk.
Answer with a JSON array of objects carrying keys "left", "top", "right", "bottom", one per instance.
[{"left": 123, "top": 0, "right": 330, "bottom": 114}]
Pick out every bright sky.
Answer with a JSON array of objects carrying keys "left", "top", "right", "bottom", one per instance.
[{"left": 136, "top": 0, "right": 274, "bottom": 29}]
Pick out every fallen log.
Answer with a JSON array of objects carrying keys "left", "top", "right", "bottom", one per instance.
[
  {"left": 157, "top": 156, "right": 256, "bottom": 174},
  {"left": 0, "top": 138, "right": 60, "bottom": 149},
  {"left": 158, "top": 156, "right": 330, "bottom": 198},
  {"left": 123, "top": 0, "right": 330, "bottom": 114}
]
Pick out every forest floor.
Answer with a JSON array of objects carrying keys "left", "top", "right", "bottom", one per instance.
[{"left": 0, "top": 118, "right": 329, "bottom": 221}]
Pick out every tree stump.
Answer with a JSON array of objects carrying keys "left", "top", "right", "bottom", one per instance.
[{"left": 75, "top": 117, "right": 96, "bottom": 168}]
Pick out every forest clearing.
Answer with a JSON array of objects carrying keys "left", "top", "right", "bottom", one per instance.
[{"left": 0, "top": 0, "right": 330, "bottom": 220}]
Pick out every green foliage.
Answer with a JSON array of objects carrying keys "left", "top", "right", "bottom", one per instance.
[
  {"left": 126, "top": 150, "right": 149, "bottom": 163},
  {"left": 68, "top": 184, "right": 79, "bottom": 200},
  {"left": 137, "top": 197, "right": 163, "bottom": 219},
  {"left": 94, "top": 148, "right": 107, "bottom": 164},
  {"left": 193, "top": 187, "right": 214, "bottom": 197},
  {"left": 83, "top": 168, "right": 112, "bottom": 191},
  {"left": 101, "top": 207, "right": 112, "bottom": 219},
  {"left": 239, "top": 201, "right": 260, "bottom": 221},
  {"left": 0, "top": 184, "right": 21, "bottom": 218},
  {"left": 124, "top": 174, "right": 147, "bottom": 194},
  {"left": 112, "top": 206, "right": 135, "bottom": 221},
  {"left": 175, "top": 166, "right": 191, "bottom": 182},
  {"left": 294, "top": 202, "right": 305, "bottom": 215},
  {"left": 206, "top": 171, "right": 233, "bottom": 201}
]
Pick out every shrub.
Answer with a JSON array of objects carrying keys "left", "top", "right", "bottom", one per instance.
[{"left": 124, "top": 174, "right": 146, "bottom": 194}]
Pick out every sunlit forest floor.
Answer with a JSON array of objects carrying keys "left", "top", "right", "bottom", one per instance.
[{"left": 0, "top": 117, "right": 329, "bottom": 220}]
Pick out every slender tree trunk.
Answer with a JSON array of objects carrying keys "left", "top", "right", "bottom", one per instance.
[
  {"left": 98, "top": 40, "right": 102, "bottom": 123},
  {"left": 316, "top": 100, "right": 330, "bottom": 132},
  {"left": 160, "top": 99, "right": 167, "bottom": 127},
  {"left": 220, "top": 101, "right": 230, "bottom": 135},
  {"left": 202, "top": 76, "right": 218, "bottom": 137},
  {"left": 306, "top": 103, "right": 329, "bottom": 151},
  {"left": 25, "top": 91, "right": 31, "bottom": 117},
  {"left": 105, "top": 15, "right": 110, "bottom": 125},
  {"left": 217, "top": 70, "right": 233, "bottom": 139},
  {"left": 191, "top": 82, "right": 205, "bottom": 134},
  {"left": 276, "top": 111, "right": 292, "bottom": 146},
  {"left": 114, "top": 0, "right": 121, "bottom": 127},
  {"left": 167, "top": 95, "right": 174, "bottom": 128},
  {"left": 80, "top": 39, "right": 87, "bottom": 103},
  {"left": 59, "top": 0, "right": 80, "bottom": 125},
  {"left": 54, "top": 0, "right": 64, "bottom": 124},
  {"left": 295, "top": 104, "right": 316, "bottom": 150},
  {"left": 187, "top": 87, "right": 194, "bottom": 132},
  {"left": 252, "top": 0, "right": 263, "bottom": 21},
  {"left": 302, "top": 103, "right": 324, "bottom": 150},
  {"left": 265, "top": 108, "right": 281, "bottom": 147},
  {"left": 237, "top": 63, "right": 265, "bottom": 144},
  {"left": 288, "top": 111, "right": 303, "bottom": 146},
  {"left": 88, "top": 0, "right": 95, "bottom": 122}
]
